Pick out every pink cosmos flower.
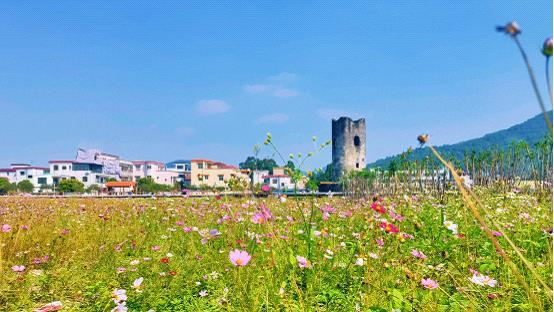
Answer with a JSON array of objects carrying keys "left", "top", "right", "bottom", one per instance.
[
  {"left": 151, "top": 245, "right": 161, "bottom": 251},
  {"left": 12, "top": 265, "right": 25, "bottom": 272},
  {"left": 2, "top": 224, "right": 12, "bottom": 233},
  {"left": 183, "top": 227, "right": 193, "bottom": 233},
  {"left": 296, "top": 255, "right": 310, "bottom": 268},
  {"left": 320, "top": 204, "right": 335, "bottom": 213},
  {"left": 34, "top": 301, "right": 63, "bottom": 312},
  {"left": 470, "top": 274, "right": 498, "bottom": 287},
  {"left": 376, "top": 238, "right": 384, "bottom": 247},
  {"left": 421, "top": 278, "right": 438, "bottom": 289},
  {"left": 112, "top": 289, "right": 127, "bottom": 304},
  {"left": 251, "top": 213, "right": 266, "bottom": 224},
  {"left": 229, "top": 249, "right": 251, "bottom": 266},
  {"left": 261, "top": 185, "right": 270, "bottom": 192},
  {"left": 411, "top": 249, "right": 427, "bottom": 259},
  {"left": 340, "top": 210, "right": 353, "bottom": 218}
]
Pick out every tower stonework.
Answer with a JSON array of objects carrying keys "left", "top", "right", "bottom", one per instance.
[{"left": 332, "top": 117, "right": 366, "bottom": 179}]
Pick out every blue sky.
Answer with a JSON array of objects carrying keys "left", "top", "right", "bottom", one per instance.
[{"left": 1, "top": 1, "right": 552, "bottom": 169}]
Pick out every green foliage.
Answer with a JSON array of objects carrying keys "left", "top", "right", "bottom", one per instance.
[
  {"left": 0, "top": 178, "right": 14, "bottom": 195},
  {"left": 136, "top": 177, "right": 172, "bottom": 194},
  {"left": 86, "top": 184, "right": 101, "bottom": 193},
  {"left": 239, "top": 156, "right": 277, "bottom": 171},
  {"left": 57, "top": 179, "right": 85, "bottom": 193},
  {"left": 0, "top": 191, "right": 552, "bottom": 311},
  {"left": 17, "top": 180, "right": 34, "bottom": 193},
  {"left": 370, "top": 111, "right": 553, "bottom": 168}
]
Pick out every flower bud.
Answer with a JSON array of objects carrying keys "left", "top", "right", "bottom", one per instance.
[
  {"left": 417, "top": 134, "right": 429, "bottom": 145},
  {"left": 496, "top": 21, "right": 521, "bottom": 36},
  {"left": 543, "top": 37, "right": 553, "bottom": 57}
]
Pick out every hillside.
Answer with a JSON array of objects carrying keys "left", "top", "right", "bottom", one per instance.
[{"left": 368, "top": 111, "right": 553, "bottom": 168}]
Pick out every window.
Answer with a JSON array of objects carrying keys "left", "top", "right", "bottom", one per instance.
[
  {"left": 354, "top": 136, "right": 361, "bottom": 147},
  {"left": 147, "top": 165, "right": 152, "bottom": 169},
  {"left": 356, "top": 163, "right": 359, "bottom": 168},
  {"left": 20, "top": 171, "right": 25, "bottom": 176},
  {"left": 70, "top": 177, "right": 76, "bottom": 180},
  {"left": 27, "top": 175, "right": 33, "bottom": 179},
  {"left": 82, "top": 176, "right": 88, "bottom": 182},
  {"left": 272, "top": 178, "right": 278, "bottom": 184},
  {"left": 53, "top": 165, "right": 59, "bottom": 171},
  {"left": 38, "top": 178, "right": 47, "bottom": 185},
  {"left": 62, "top": 166, "right": 67, "bottom": 170},
  {"left": 204, "top": 175, "right": 209, "bottom": 180},
  {"left": 197, "top": 163, "right": 204, "bottom": 169},
  {"left": 176, "top": 165, "right": 184, "bottom": 170},
  {"left": 218, "top": 175, "right": 224, "bottom": 181},
  {"left": 135, "top": 165, "right": 141, "bottom": 170}
]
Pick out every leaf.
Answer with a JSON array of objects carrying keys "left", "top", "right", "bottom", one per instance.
[{"left": 390, "top": 289, "right": 404, "bottom": 309}]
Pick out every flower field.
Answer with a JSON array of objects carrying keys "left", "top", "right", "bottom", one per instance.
[{"left": 0, "top": 192, "right": 552, "bottom": 311}]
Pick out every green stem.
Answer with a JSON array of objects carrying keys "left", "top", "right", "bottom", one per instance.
[
  {"left": 513, "top": 37, "right": 553, "bottom": 134},
  {"left": 546, "top": 56, "right": 552, "bottom": 104}
]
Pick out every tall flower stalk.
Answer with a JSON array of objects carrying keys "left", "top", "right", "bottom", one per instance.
[
  {"left": 542, "top": 38, "right": 553, "bottom": 103},
  {"left": 497, "top": 22, "right": 552, "bottom": 133},
  {"left": 419, "top": 134, "right": 547, "bottom": 308}
]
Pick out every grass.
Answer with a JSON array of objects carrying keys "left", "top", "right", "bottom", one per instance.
[{"left": 0, "top": 191, "right": 551, "bottom": 311}]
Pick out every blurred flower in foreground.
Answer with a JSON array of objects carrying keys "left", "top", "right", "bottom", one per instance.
[
  {"left": 34, "top": 301, "right": 63, "bottom": 312},
  {"left": 496, "top": 21, "right": 521, "bottom": 36},
  {"left": 417, "top": 134, "right": 428, "bottom": 145},
  {"left": 542, "top": 38, "right": 553, "bottom": 57}
]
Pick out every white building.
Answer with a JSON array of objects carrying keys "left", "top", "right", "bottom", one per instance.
[
  {"left": 0, "top": 163, "right": 52, "bottom": 192},
  {"left": 251, "top": 170, "right": 269, "bottom": 185},
  {"left": 132, "top": 161, "right": 178, "bottom": 185},
  {"left": 49, "top": 160, "right": 112, "bottom": 189},
  {"left": 263, "top": 174, "right": 295, "bottom": 191}
]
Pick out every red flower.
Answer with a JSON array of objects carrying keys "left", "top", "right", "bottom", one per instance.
[
  {"left": 169, "top": 271, "right": 177, "bottom": 276},
  {"left": 371, "top": 202, "right": 386, "bottom": 214},
  {"left": 380, "top": 222, "right": 399, "bottom": 233},
  {"left": 160, "top": 257, "right": 169, "bottom": 263}
]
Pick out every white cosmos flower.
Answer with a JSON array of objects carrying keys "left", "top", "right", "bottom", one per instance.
[
  {"left": 443, "top": 220, "right": 458, "bottom": 235},
  {"left": 460, "top": 175, "right": 474, "bottom": 189}
]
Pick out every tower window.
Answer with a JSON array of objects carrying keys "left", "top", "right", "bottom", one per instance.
[
  {"left": 356, "top": 163, "right": 359, "bottom": 168},
  {"left": 354, "top": 136, "right": 360, "bottom": 147}
]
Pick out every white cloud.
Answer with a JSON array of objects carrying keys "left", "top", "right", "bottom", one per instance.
[
  {"left": 175, "top": 126, "right": 195, "bottom": 136},
  {"left": 255, "top": 113, "right": 289, "bottom": 124},
  {"left": 243, "top": 73, "right": 299, "bottom": 98},
  {"left": 195, "top": 99, "right": 230, "bottom": 115},
  {"left": 317, "top": 108, "right": 362, "bottom": 120}
]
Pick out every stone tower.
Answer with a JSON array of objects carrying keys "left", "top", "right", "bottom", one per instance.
[{"left": 332, "top": 117, "right": 366, "bottom": 179}]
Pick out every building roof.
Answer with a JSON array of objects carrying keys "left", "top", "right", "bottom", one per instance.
[
  {"left": 167, "top": 159, "right": 191, "bottom": 165},
  {"left": 132, "top": 160, "right": 165, "bottom": 166},
  {"left": 48, "top": 160, "right": 76, "bottom": 164},
  {"left": 191, "top": 158, "right": 214, "bottom": 163},
  {"left": 0, "top": 168, "right": 16, "bottom": 173},
  {"left": 106, "top": 181, "right": 136, "bottom": 187},
  {"left": 10, "top": 163, "right": 30, "bottom": 167},
  {"left": 11, "top": 166, "right": 49, "bottom": 171},
  {"left": 212, "top": 162, "right": 238, "bottom": 169}
]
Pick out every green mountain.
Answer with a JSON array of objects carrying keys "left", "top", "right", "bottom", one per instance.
[{"left": 368, "top": 111, "right": 553, "bottom": 168}]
